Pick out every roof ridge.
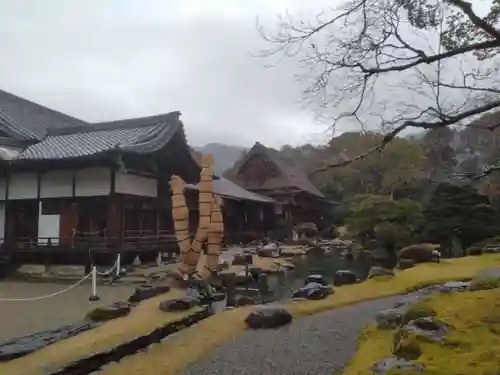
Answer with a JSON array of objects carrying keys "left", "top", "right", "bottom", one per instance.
[{"left": 47, "top": 112, "right": 182, "bottom": 136}]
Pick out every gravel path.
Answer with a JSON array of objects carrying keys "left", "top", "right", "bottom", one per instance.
[{"left": 184, "top": 296, "right": 401, "bottom": 375}]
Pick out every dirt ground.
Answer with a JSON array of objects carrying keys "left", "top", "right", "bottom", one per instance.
[{"left": 0, "top": 281, "right": 133, "bottom": 343}]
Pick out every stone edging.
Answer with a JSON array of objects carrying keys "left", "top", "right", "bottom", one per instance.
[{"left": 46, "top": 307, "right": 211, "bottom": 375}]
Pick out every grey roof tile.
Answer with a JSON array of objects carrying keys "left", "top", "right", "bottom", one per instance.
[
  {"left": 185, "top": 177, "right": 275, "bottom": 203},
  {"left": 0, "top": 89, "right": 87, "bottom": 140}
]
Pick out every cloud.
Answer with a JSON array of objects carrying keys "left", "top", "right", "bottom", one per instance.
[{"left": 0, "top": 0, "right": 335, "bottom": 148}]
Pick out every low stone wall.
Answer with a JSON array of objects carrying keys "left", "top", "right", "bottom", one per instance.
[
  {"left": 47, "top": 307, "right": 211, "bottom": 375},
  {"left": 0, "top": 321, "right": 100, "bottom": 362}
]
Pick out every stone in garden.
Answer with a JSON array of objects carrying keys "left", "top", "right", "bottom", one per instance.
[
  {"left": 258, "top": 243, "right": 279, "bottom": 257},
  {"left": 159, "top": 297, "right": 198, "bottom": 312},
  {"left": 368, "top": 266, "right": 395, "bottom": 279},
  {"left": 375, "top": 307, "right": 405, "bottom": 329},
  {"left": 371, "top": 357, "right": 424, "bottom": 375},
  {"left": 401, "top": 317, "right": 448, "bottom": 343},
  {"left": 305, "top": 274, "right": 328, "bottom": 286},
  {"left": 397, "top": 259, "right": 415, "bottom": 270},
  {"left": 292, "top": 282, "right": 333, "bottom": 300},
  {"left": 245, "top": 306, "right": 293, "bottom": 329},
  {"left": 333, "top": 270, "right": 360, "bottom": 286},
  {"left": 86, "top": 301, "right": 131, "bottom": 322},
  {"left": 128, "top": 284, "right": 171, "bottom": 303},
  {"left": 236, "top": 295, "right": 257, "bottom": 307},
  {"left": 0, "top": 321, "right": 98, "bottom": 361},
  {"left": 434, "top": 280, "right": 471, "bottom": 293},
  {"left": 468, "top": 268, "right": 500, "bottom": 291}
]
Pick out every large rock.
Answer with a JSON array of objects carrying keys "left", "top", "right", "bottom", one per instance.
[
  {"left": 305, "top": 274, "right": 328, "bottom": 286},
  {"left": 128, "top": 284, "right": 171, "bottom": 303},
  {"left": 372, "top": 357, "right": 424, "bottom": 375},
  {"left": 401, "top": 317, "right": 448, "bottom": 343},
  {"left": 333, "top": 270, "right": 360, "bottom": 286},
  {"left": 159, "top": 297, "right": 198, "bottom": 312},
  {"left": 0, "top": 321, "right": 98, "bottom": 361},
  {"left": 245, "top": 307, "right": 293, "bottom": 329},
  {"left": 258, "top": 243, "right": 279, "bottom": 257},
  {"left": 86, "top": 302, "right": 131, "bottom": 322},
  {"left": 433, "top": 280, "right": 471, "bottom": 293},
  {"left": 292, "top": 282, "right": 333, "bottom": 300},
  {"left": 469, "top": 268, "right": 500, "bottom": 291},
  {"left": 368, "top": 266, "right": 395, "bottom": 279},
  {"left": 375, "top": 307, "right": 405, "bottom": 329}
]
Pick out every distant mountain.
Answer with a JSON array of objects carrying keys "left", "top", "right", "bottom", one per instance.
[{"left": 195, "top": 143, "right": 247, "bottom": 175}]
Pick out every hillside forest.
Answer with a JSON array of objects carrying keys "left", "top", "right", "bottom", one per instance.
[{"left": 225, "top": 114, "right": 500, "bottom": 259}]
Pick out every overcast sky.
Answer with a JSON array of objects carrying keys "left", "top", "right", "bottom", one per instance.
[{"left": 0, "top": 0, "right": 339, "bottom": 148}]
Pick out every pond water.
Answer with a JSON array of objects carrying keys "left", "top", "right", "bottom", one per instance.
[{"left": 268, "top": 250, "right": 375, "bottom": 300}]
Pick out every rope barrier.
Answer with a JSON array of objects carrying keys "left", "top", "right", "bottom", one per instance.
[
  {"left": 96, "top": 255, "right": 120, "bottom": 276},
  {"left": 0, "top": 271, "right": 93, "bottom": 302}
]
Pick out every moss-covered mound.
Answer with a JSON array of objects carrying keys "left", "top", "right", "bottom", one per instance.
[{"left": 343, "top": 288, "right": 500, "bottom": 375}]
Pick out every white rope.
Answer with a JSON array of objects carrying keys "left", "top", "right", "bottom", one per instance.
[
  {"left": 96, "top": 257, "right": 119, "bottom": 276},
  {"left": 0, "top": 272, "right": 93, "bottom": 302}
]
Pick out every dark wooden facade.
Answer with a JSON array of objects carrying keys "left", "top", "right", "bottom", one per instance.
[{"left": 229, "top": 142, "right": 331, "bottom": 237}]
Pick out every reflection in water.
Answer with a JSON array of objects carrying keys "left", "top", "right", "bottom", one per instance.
[{"left": 268, "top": 250, "right": 374, "bottom": 301}]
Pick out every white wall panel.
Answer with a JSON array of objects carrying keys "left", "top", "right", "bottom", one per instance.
[
  {"left": 115, "top": 172, "right": 158, "bottom": 197},
  {"left": 75, "top": 167, "right": 111, "bottom": 197},
  {"left": 37, "top": 202, "right": 60, "bottom": 245},
  {"left": 8, "top": 172, "right": 38, "bottom": 200},
  {"left": 40, "top": 170, "right": 73, "bottom": 198}
]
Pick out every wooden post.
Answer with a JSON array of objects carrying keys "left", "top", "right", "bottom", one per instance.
[{"left": 225, "top": 272, "right": 236, "bottom": 308}]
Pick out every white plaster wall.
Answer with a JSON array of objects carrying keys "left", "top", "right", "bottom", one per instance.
[
  {"left": 0, "top": 202, "right": 5, "bottom": 242},
  {"left": 40, "top": 170, "right": 73, "bottom": 198},
  {"left": 8, "top": 172, "right": 38, "bottom": 200},
  {"left": 37, "top": 201, "right": 60, "bottom": 245},
  {"left": 75, "top": 167, "right": 111, "bottom": 197},
  {"left": 115, "top": 172, "right": 158, "bottom": 197}
]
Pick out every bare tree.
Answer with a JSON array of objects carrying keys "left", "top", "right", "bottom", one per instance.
[{"left": 259, "top": 0, "right": 500, "bottom": 172}]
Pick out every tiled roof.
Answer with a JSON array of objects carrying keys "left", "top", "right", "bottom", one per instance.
[
  {"left": 185, "top": 177, "right": 275, "bottom": 203},
  {"left": 17, "top": 112, "right": 182, "bottom": 160},
  {"left": 0, "top": 89, "right": 87, "bottom": 141}
]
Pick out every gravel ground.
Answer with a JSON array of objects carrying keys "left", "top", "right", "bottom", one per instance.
[
  {"left": 0, "top": 281, "right": 133, "bottom": 342},
  {"left": 184, "top": 296, "right": 401, "bottom": 375}
]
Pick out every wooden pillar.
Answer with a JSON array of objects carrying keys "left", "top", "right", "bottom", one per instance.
[
  {"left": 59, "top": 201, "right": 78, "bottom": 246},
  {"left": 106, "top": 196, "right": 123, "bottom": 244}
]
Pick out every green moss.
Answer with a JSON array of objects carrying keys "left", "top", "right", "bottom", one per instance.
[
  {"left": 469, "top": 277, "right": 500, "bottom": 291},
  {"left": 402, "top": 301, "right": 436, "bottom": 325},
  {"left": 393, "top": 331, "right": 422, "bottom": 360},
  {"left": 342, "top": 289, "right": 500, "bottom": 375}
]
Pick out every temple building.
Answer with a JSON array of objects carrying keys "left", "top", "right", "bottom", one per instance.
[
  {"left": 0, "top": 90, "right": 273, "bottom": 268},
  {"left": 228, "top": 142, "right": 332, "bottom": 235}
]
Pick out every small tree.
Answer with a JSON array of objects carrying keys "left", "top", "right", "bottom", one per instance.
[
  {"left": 346, "top": 194, "right": 423, "bottom": 255},
  {"left": 423, "top": 182, "right": 500, "bottom": 255}
]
